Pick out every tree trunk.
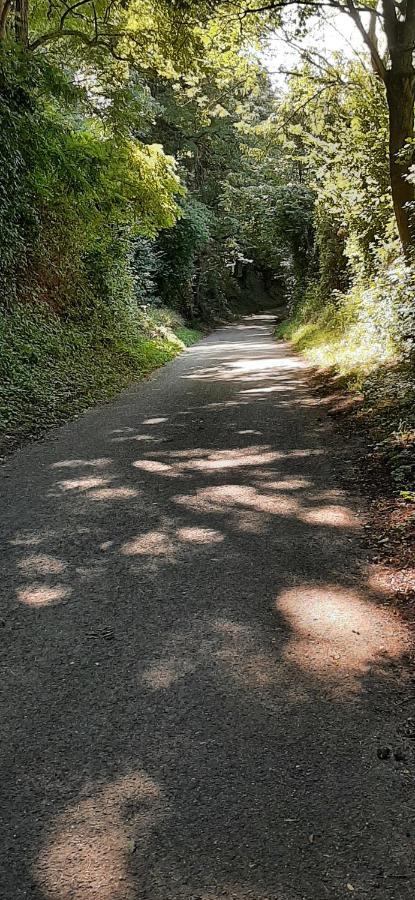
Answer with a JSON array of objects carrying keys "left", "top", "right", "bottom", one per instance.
[
  {"left": 381, "top": 0, "right": 415, "bottom": 252},
  {"left": 0, "top": 0, "right": 11, "bottom": 40},
  {"left": 385, "top": 69, "right": 415, "bottom": 252},
  {"left": 15, "top": 0, "right": 29, "bottom": 47}
]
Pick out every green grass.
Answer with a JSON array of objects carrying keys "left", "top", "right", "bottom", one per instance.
[
  {"left": 174, "top": 325, "right": 203, "bottom": 346},
  {"left": 277, "top": 317, "right": 396, "bottom": 390},
  {"left": 0, "top": 302, "right": 201, "bottom": 454},
  {"left": 277, "top": 301, "right": 415, "bottom": 495}
]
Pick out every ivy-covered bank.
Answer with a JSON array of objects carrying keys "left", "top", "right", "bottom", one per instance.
[
  {"left": 0, "top": 21, "right": 287, "bottom": 453},
  {"left": 0, "top": 34, "right": 258, "bottom": 453},
  {"left": 0, "top": 303, "right": 201, "bottom": 455}
]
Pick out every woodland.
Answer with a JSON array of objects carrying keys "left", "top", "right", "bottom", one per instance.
[{"left": 0, "top": 0, "right": 414, "bottom": 498}]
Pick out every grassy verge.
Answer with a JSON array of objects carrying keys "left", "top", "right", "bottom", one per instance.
[
  {"left": 277, "top": 309, "right": 415, "bottom": 613},
  {"left": 277, "top": 316, "right": 415, "bottom": 498},
  {"left": 0, "top": 302, "right": 202, "bottom": 456},
  {"left": 172, "top": 325, "right": 203, "bottom": 346}
]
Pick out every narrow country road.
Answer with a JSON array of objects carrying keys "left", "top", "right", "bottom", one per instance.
[{"left": 1, "top": 316, "right": 414, "bottom": 900}]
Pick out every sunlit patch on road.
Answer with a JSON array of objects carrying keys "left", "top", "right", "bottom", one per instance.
[
  {"left": 299, "top": 504, "right": 359, "bottom": 528},
  {"left": 17, "top": 583, "right": 71, "bottom": 606},
  {"left": 35, "top": 772, "right": 165, "bottom": 900},
  {"left": 276, "top": 585, "right": 409, "bottom": 686},
  {"left": 18, "top": 553, "right": 66, "bottom": 576}
]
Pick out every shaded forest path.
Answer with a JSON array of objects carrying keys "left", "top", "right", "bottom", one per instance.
[{"left": 1, "top": 315, "right": 414, "bottom": 900}]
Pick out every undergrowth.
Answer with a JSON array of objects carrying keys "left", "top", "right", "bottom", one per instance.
[
  {"left": 278, "top": 265, "right": 415, "bottom": 497},
  {"left": 0, "top": 302, "right": 202, "bottom": 455}
]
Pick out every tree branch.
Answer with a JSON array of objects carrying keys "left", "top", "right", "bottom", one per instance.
[
  {"left": 29, "top": 26, "right": 101, "bottom": 49},
  {"left": 92, "top": 1, "right": 98, "bottom": 41},
  {"left": 240, "top": 0, "right": 383, "bottom": 16},
  {"left": 60, "top": 0, "right": 93, "bottom": 29},
  {"left": 345, "top": 0, "right": 387, "bottom": 80}
]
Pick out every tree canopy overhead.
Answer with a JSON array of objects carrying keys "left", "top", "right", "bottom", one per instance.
[{"left": 170, "top": 0, "right": 415, "bottom": 252}]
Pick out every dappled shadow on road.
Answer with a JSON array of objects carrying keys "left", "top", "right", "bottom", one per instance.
[{"left": 1, "top": 317, "right": 414, "bottom": 900}]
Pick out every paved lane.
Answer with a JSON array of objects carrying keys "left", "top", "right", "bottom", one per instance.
[{"left": 1, "top": 316, "right": 413, "bottom": 899}]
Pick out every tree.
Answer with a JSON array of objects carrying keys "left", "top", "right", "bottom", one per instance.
[
  {"left": 333, "top": 0, "right": 415, "bottom": 252},
  {"left": 266, "top": 0, "right": 415, "bottom": 252},
  {"left": 0, "top": 0, "right": 199, "bottom": 71},
  {"left": 167, "top": 0, "right": 415, "bottom": 252},
  {"left": 3, "top": 0, "right": 415, "bottom": 251},
  {"left": 274, "top": 58, "right": 394, "bottom": 285}
]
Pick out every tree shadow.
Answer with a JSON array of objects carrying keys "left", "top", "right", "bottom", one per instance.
[{"left": 1, "top": 317, "right": 414, "bottom": 900}]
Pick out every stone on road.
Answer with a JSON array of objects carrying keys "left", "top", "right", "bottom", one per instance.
[{"left": 0, "top": 316, "right": 413, "bottom": 900}]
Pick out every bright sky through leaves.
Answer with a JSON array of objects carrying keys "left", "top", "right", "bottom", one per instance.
[{"left": 263, "top": 11, "right": 369, "bottom": 88}]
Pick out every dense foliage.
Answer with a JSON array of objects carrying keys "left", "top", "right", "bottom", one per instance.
[
  {"left": 0, "top": 3, "right": 283, "bottom": 448},
  {"left": 0, "top": 0, "right": 414, "bottom": 467},
  {"left": 272, "top": 58, "right": 415, "bottom": 366},
  {"left": 271, "top": 56, "right": 415, "bottom": 494}
]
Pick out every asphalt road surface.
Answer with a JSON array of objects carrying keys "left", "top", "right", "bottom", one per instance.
[{"left": 1, "top": 316, "right": 414, "bottom": 900}]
